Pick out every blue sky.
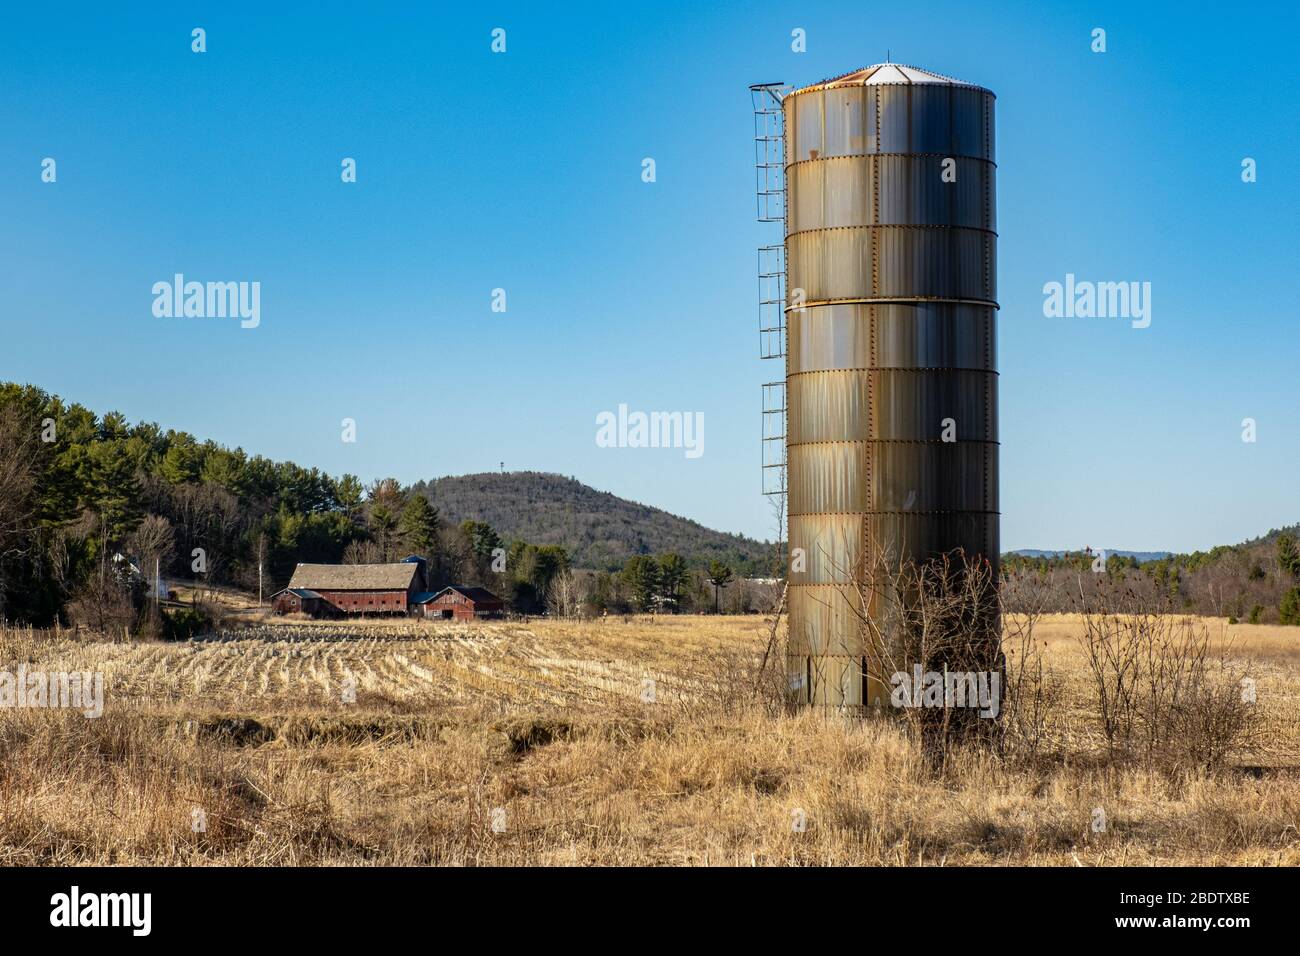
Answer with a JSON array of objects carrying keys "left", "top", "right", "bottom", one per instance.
[{"left": 1, "top": 1, "right": 1296, "bottom": 553}]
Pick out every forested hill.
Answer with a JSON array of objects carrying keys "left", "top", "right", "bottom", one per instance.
[{"left": 411, "top": 472, "right": 771, "bottom": 572}]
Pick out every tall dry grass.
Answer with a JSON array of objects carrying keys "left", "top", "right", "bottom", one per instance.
[{"left": 0, "top": 614, "right": 1296, "bottom": 865}]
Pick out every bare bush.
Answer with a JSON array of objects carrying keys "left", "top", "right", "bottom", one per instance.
[
  {"left": 66, "top": 573, "right": 136, "bottom": 638},
  {"left": 1000, "top": 573, "right": 1062, "bottom": 762},
  {"left": 1073, "top": 583, "right": 1261, "bottom": 769},
  {"left": 691, "top": 645, "right": 779, "bottom": 718},
  {"left": 853, "top": 549, "right": 1002, "bottom": 763}
]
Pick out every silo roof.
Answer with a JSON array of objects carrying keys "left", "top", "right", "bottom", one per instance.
[{"left": 790, "top": 63, "right": 993, "bottom": 97}]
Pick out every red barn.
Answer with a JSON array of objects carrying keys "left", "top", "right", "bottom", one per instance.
[
  {"left": 273, "top": 562, "right": 422, "bottom": 617},
  {"left": 271, "top": 587, "right": 328, "bottom": 617},
  {"left": 415, "top": 585, "right": 505, "bottom": 621}
]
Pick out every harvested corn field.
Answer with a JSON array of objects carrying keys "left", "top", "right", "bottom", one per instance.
[{"left": 0, "top": 616, "right": 769, "bottom": 712}]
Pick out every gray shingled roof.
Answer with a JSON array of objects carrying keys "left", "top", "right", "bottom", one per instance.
[{"left": 287, "top": 563, "right": 420, "bottom": 591}]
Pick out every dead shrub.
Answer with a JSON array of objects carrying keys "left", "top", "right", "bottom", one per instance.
[
  {"left": 1074, "top": 583, "right": 1261, "bottom": 770},
  {"left": 1000, "top": 580, "right": 1064, "bottom": 764}
]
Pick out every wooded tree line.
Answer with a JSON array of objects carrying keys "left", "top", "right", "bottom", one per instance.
[
  {"left": 569, "top": 556, "right": 766, "bottom": 617},
  {"left": 1002, "top": 533, "right": 1300, "bottom": 625},
  {"left": 0, "top": 384, "right": 764, "bottom": 630},
  {"left": 0, "top": 382, "right": 372, "bottom": 628}
]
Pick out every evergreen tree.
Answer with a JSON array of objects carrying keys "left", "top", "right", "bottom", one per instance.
[
  {"left": 657, "top": 553, "right": 687, "bottom": 612},
  {"left": 461, "top": 520, "right": 503, "bottom": 568},
  {"left": 159, "top": 439, "right": 202, "bottom": 484},
  {"left": 622, "top": 555, "right": 660, "bottom": 612},
  {"left": 200, "top": 447, "right": 248, "bottom": 497},
  {"left": 87, "top": 440, "right": 143, "bottom": 544},
  {"left": 399, "top": 495, "right": 441, "bottom": 555},
  {"left": 1278, "top": 533, "right": 1300, "bottom": 579},
  {"left": 1281, "top": 587, "right": 1300, "bottom": 626},
  {"left": 335, "top": 474, "right": 365, "bottom": 525},
  {"left": 706, "top": 560, "right": 734, "bottom": 613},
  {"left": 366, "top": 478, "right": 404, "bottom": 560}
]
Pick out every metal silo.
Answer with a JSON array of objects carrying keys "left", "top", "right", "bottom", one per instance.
[{"left": 778, "top": 63, "right": 999, "bottom": 709}]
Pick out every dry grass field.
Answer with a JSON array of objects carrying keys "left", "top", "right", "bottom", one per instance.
[{"left": 1, "top": 612, "right": 1298, "bottom": 866}]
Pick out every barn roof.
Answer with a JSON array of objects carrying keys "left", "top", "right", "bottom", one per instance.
[
  {"left": 287, "top": 563, "right": 420, "bottom": 591},
  {"left": 288, "top": 588, "right": 322, "bottom": 599},
  {"left": 420, "top": 585, "right": 503, "bottom": 605}
]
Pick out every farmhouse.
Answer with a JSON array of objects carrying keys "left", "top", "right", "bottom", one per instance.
[
  {"left": 272, "top": 561, "right": 423, "bottom": 617},
  {"left": 414, "top": 585, "right": 505, "bottom": 621}
]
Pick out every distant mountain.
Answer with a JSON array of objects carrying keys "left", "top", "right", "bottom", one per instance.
[
  {"left": 1010, "top": 549, "right": 1171, "bottom": 563},
  {"left": 412, "top": 471, "right": 773, "bottom": 573}
]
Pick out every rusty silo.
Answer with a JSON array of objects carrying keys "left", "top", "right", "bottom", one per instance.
[{"left": 770, "top": 63, "right": 999, "bottom": 708}]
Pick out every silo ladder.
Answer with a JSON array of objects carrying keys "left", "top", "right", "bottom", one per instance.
[{"left": 750, "top": 82, "right": 789, "bottom": 500}]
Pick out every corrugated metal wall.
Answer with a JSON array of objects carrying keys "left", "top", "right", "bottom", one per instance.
[{"left": 783, "top": 78, "right": 999, "bottom": 708}]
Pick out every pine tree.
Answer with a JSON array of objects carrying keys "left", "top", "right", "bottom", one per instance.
[
  {"left": 622, "top": 555, "right": 660, "bottom": 612},
  {"left": 399, "top": 495, "right": 440, "bottom": 555},
  {"left": 335, "top": 474, "right": 365, "bottom": 526},
  {"left": 706, "top": 560, "right": 734, "bottom": 613},
  {"left": 1277, "top": 533, "right": 1300, "bottom": 579},
  {"left": 657, "top": 553, "right": 687, "bottom": 613},
  {"left": 1281, "top": 587, "right": 1300, "bottom": 626}
]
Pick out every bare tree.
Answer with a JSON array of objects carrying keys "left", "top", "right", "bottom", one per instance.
[
  {"left": 0, "top": 404, "right": 39, "bottom": 614},
  {"left": 546, "top": 568, "right": 589, "bottom": 620},
  {"left": 129, "top": 514, "right": 175, "bottom": 598},
  {"left": 256, "top": 531, "right": 268, "bottom": 605},
  {"left": 167, "top": 481, "right": 245, "bottom": 580},
  {"left": 343, "top": 539, "right": 382, "bottom": 565}
]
